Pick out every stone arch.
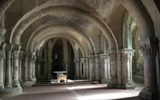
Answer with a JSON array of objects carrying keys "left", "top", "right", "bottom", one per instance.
[
  {"left": 107, "top": 3, "right": 126, "bottom": 49},
  {"left": 33, "top": 35, "right": 86, "bottom": 57},
  {"left": 26, "top": 26, "right": 94, "bottom": 56},
  {"left": 10, "top": 5, "right": 118, "bottom": 50},
  {"left": 26, "top": 25, "right": 95, "bottom": 55},
  {"left": 119, "top": 0, "right": 155, "bottom": 38},
  {"left": 35, "top": 37, "right": 85, "bottom": 80}
]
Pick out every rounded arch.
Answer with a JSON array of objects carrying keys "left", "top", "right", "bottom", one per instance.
[
  {"left": 26, "top": 25, "right": 95, "bottom": 54},
  {"left": 107, "top": 3, "right": 126, "bottom": 49},
  {"left": 119, "top": 0, "right": 155, "bottom": 38},
  {"left": 10, "top": 5, "right": 117, "bottom": 50},
  {"left": 26, "top": 26, "right": 95, "bottom": 55},
  {"left": 34, "top": 35, "right": 86, "bottom": 57}
]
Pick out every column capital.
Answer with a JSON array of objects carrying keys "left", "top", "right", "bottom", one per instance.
[
  {"left": 139, "top": 37, "right": 158, "bottom": 57},
  {"left": 100, "top": 54, "right": 108, "bottom": 59},
  {"left": 0, "top": 26, "right": 6, "bottom": 46},
  {"left": 80, "top": 57, "right": 89, "bottom": 62},
  {"left": 4, "top": 43, "right": 13, "bottom": 51},
  {"left": 122, "top": 48, "right": 135, "bottom": 54},
  {"left": 88, "top": 54, "right": 100, "bottom": 58},
  {"left": 12, "top": 44, "right": 21, "bottom": 51},
  {"left": 0, "top": 44, "right": 5, "bottom": 58}
]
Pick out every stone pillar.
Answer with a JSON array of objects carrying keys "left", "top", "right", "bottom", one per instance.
[
  {"left": 107, "top": 50, "right": 119, "bottom": 88},
  {"left": 139, "top": 37, "right": 159, "bottom": 100},
  {"left": 80, "top": 57, "right": 89, "bottom": 79},
  {"left": 84, "top": 57, "right": 89, "bottom": 79},
  {"left": 12, "top": 45, "right": 21, "bottom": 88},
  {"left": 43, "top": 48, "right": 48, "bottom": 79},
  {"left": 47, "top": 41, "right": 52, "bottom": 79},
  {"left": 0, "top": 45, "right": 5, "bottom": 89},
  {"left": 18, "top": 51, "right": 23, "bottom": 83},
  {"left": 31, "top": 52, "right": 37, "bottom": 85},
  {"left": 107, "top": 49, "right": 136, "bottom": 89},
  {"left": 88, "top": 55, "right": 95, "bottom": 82},
  {"left": 23, "top": 54, "right": 28, "bottom": 82},
  {"left": 121, "top": 49, "right": 135, "bottom": 89},
  {"left": 80, "top": 58, "right": 85, "bottom": 79},
  {"left": 36, "top": 54, "right": 41, "bottom": 79},
  {"left": 22, "top": 52, "right": 33, "bottom": 86},
  {"left": 75, "top": 58, "right": 80, "bottom": 79},
  {"left": 28, "top": 53, "right": 33, "bottom": 82},
  {"left": 94, "top": 55, "right": 101, "bottom": 83},
  {"left": 100, "top": 54, "right": 111, "bottom": 83},
  {"left": 0, "top": 44, "right": 22, "bottom": 98},
  {"left": 5, "top": 43, "right": 13, "bottom": 88}
]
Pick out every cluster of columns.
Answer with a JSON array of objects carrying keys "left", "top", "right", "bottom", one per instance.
[
  {"left": 22, "top": 51, "right": 37, "bottom": 86},
  {"left": 87, "top": 49, "right": 135, "bottom": 89},
  {"left": 75, "top": 57, "right": 89, "bottom": 79},
  {"left": 0, "top": 43, "right": 22, "bottom": 97}
]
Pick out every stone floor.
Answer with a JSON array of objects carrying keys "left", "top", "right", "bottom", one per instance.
[{"left": 1, "top": 83, "right": 142, "bottom": 100}]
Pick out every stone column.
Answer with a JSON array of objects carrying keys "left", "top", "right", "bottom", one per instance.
[
  {"left": 80, "top": 58, "right": 85, "bottom": 79},
  {"left": 75, "top": 58, "right": 80, "bottom": 79},
  {"left": 107, "top": 50, "right": 119, "bottom": 88},
  {"left": 47, "top": 41, "right": 52, "bottom": 79},
  {"left": 88, "top": 55, "right": 95, "bottom": 82},
  {"left": 23, "top": 54, "right": 28, "bottom": 82},
  {"left": 5, "top": 43, "right": 13, "bottom": 88},
  {"left": 36, "top": 54, "right": 41, "bottom": 79},
  {"left": 121, "top": 49, "right": 135, "bottom": 89},
  {"left": 31, "top": 52, "right": 37, "bottom": 85},
  {"left": 94, "top": 55, "right": 101, "bottom": 83},
  {"left": 84, "top": 57, "right": 89, "bottom": 79},
  {"left": 0, "top": 45, "right": 5, "bottom": 89},
  {"left": 139, "top": 37, "right": 159, "bottom": 100},
  {"left": 12, "top": 45, "right": 21, "bottom": 88},
  {"left": 100, "top": 54, "right": 111, "bottom": 83},
  {"left": 43, "top": 48, "right": 48, "bottom": 79},
  {"left": 28, "top": 53, "right": 33, "bottom": 82},
  {"left": 22, "top": 52, "right": 33, "bottom": 86},
  {"left": 18, "top": 51, "right": 23, "bottom": 83},
  {"left": 80, "top": 57, "right": 89, "bottom": 79}
]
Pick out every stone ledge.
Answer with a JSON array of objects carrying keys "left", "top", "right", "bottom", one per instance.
[
  {"left": 0, "top": 87, "right": 22, "bottom": 98},
  {"left": 21, "top": 81, "right": 33, "bottom": 86},
  {"left": 107, "top": 82, "right": 136, "bottom": 89}
]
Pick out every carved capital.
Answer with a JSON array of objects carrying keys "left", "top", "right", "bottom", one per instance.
[
  {"left": 4, "top": 43, "right": 13, "bottom": 51},
  {"left": 139, "top": 37, "right": 158, "bottom": 57},
  {"left": 12, "top": 45, "right": 21, "bottom": 59},
  {"left": 0, "top": 43, "right": 5, "bottom": 58}
]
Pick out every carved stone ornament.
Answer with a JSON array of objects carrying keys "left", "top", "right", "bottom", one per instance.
[{"left": 139, "top": 37, "right": 159, "bottom": 57}]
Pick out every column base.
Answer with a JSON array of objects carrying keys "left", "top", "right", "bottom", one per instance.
[
  {"left": 139, "top": 88, "right": 159, "bottom": 100},
  {"left": 22, "top": 81, "right": 33, "bottom": 86},
  {"left": 122, "top": 81, "right": 136, "bottom": 89},
  {"left": 0, "top": 85, "right": 4, "bottom": 89},
  {"left": 91, "top": 81, "right": 100, "bottom": 84},
  {"left": 5, "top": 84, "right": 12, "bottom": 88},
  {"left": 0, "top": 87, "right": 22, "bottom": 98},
  {"left": 13, "top": 81, "right": 21, "bottom": 88},
  {"left": 101, "top": 78, "right": 111, "bottom": 83},
  {"left": 107, "top": 82, "right": 136, "bottom": 89},
  {"left": 107, "top": 83, "right": 118, "bottom": 89},
  {"left": 32, "top": 78, "right": 37, "bottom": 85}
]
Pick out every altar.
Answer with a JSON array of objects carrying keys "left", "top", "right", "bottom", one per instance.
[{"left": 53, "top": 71, "right": 67, "bottom": 83}]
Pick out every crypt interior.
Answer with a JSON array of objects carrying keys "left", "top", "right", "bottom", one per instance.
[{"left": 0, "top": 0, "right": 160, "bottom": 100}]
